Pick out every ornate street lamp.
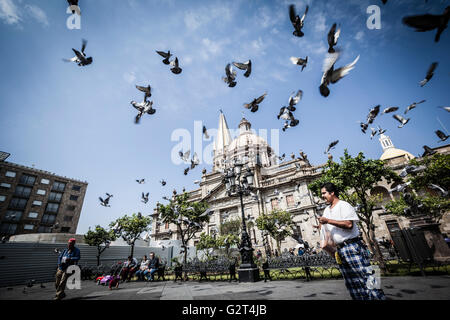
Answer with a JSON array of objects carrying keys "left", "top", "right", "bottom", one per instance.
[{"left": 222, "top": 159, "right": 260, "bottom": 282}]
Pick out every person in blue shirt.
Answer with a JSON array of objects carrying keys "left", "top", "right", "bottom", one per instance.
[{"left": 55, "top": 238, "right": 81, "bottom": 300}]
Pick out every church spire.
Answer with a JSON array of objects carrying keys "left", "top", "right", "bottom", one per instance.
[
  {"left": 379, "top": 133, "right": 394, "bottom": 151},
  {"left": 214, "top": 110, "right": 232, "bottom": 154}
]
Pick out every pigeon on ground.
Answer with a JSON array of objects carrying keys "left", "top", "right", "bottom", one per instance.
[
  {"left": 63, "top": 39, "right": 92, "bottom": 66},
  {"left": 320, "top": 51, "right": 360, "bottom": 97},
  {"left": 327, "top": 23, "right": 341, "bottom": 53},
  {"left": 402, "top": 6, "right": 450, "bottom": 42},
  {"left": 141, "top": 192, "right": 149, "bottom": 204},
  {"left": 324, "top": 140, "right": 339, "bottom": 154},
  {"left": 156, "top": 50, "right": 172, "bottom": 64},
  {"left": 131, "top": 100, "right": 156, "bottom": 124},
  {"left": 422, "top": 145, "right": 437, "bottom": 157},
  {"left": 243, "top": 93, "right": 267, "bottom": 113},
  {"left": 289, "top": 4, "right": 309, "bottom": 37},
  {"left": 136, "top": 179, "right": 145, "bottom": 184},
  {"left": 290, "top": 56, "right": 308, "bottom": 71},
  {"left": 382, "top": 106, "right": 399, "bottom": 114},
  {"left": 223, "top": 64, "right": 237, "bottom": 87},
  {"left": 420, "top": 62, "right": 438, "bottom": 87},
  {"left": 435, "top": 129, "right": 450, "bottom": 142},
  {"left": 170, "top": 57, "right": 182, "bottom": 74},
  {"left": 202, "top": 126, "right": 209, "bottom": 139},
  {"left": 179, "top": 150, "right": 190, "bottom": 162},
  {"left": 136, "top": 85, "right": 152, "bottom": 101},
  {"left": 438, "top": 106, "right": 450, "bottom": 112},
  {"left": 393, "top": 114, "right": 410, "bottom": 128},
  {"left": 405, "top": 100, "right": 426, "bottom": 114},
  {"left": 367, "top": 105, "right": 380, "bottom": 124},
  {"left": 429, "top": 184, "right": 448, "bottom": 197},
  {"left": 99, "top": 193, "right": 112, "bottom": 207},
  {"left": 160, "top": 180, "right": 167, "bottom": 186},
  {"left": 232, "top": 60, "right": 252, "bottom": 77}
]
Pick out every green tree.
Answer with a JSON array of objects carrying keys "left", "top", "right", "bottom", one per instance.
[
  {"left": 219, "top": 218, "right": 241, "bottom": 237},
  {"left": 84, "top": 225, "right": 117, "bottom": 266},
  {"left": 385, "top": 153, "right": 450, "bottom": 223},
  {"left": 255, "top": 209, "right": 295, "bottom": 254},
  {"left": 158, "top": 192, "right": 210, "bottom": 265},
  {"left": 109, "top": 213, "right": 152, "bottom": 259},
  {"left": 308, "top": 150, "right": 400, "bottom": 274},
  {"left": 217, "top": 234, "right": 240, "bottom": 258},
  {"left": 196, "top": 232, "right": 219, "bottom": 259}
]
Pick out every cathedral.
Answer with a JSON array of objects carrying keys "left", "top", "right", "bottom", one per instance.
[{"left": 151, "top": 112, "right": 450, "bottom": 254}]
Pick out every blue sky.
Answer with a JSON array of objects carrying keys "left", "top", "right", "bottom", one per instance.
[{"left": 0, "top": 0, "right": 449, "bottom": 235}]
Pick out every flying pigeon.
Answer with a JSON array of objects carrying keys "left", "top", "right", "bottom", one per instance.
[
  {"left": 156, "top": 50, "right": 172, "bottom": 64},
  {"left": 393, "top": 114, "right": 410, "bottom": 128},
  {"left": 67, "top": 0, "right": 80, "bottom": 14},
  {"left": 179, "top": 150, "right": 190, "bottom": 162},
  {"left": 290, "top": 56, "right": 308, "bottom": 71},
  {"left": 320, "top": 51, "right": 360, "bottom": 97},
  {"left": 278, "top": 153, "right": 286, "bottom": 162},
  {"left": 203, "top": 126, "right": 209, "bottom": 139},
  {"left": 289, "top": 4, "right": 309, "bottom": 37},
  {"left": 405, "top": 100, "right": 426, "bottom": 114},
  {"left": 131, "top": 100, "right": 156, "bottom": 124},
  {"left": 190, "top": 152, "right": 200, "bottom": 170},
  {"left": 232, "top": 60, "right": 252, "bottom": 77},
  {"left": 428, "top": 184, "right": 448, "bottom": 197},
  {"left": 382, "top": 106, "right": 399, "bottom": 114},
  {"left": 99, "top": 193, "right": 112, "bottom": 207},
  {"left": 422, "top": 145, "right": 437, "bottom": 157},
  {"left": 381, "top": 0, "right": 387, "bottom": 4},
  {"left": 243, "top": 93, "right": 267, "bottom": 113},
  {"left": 136, "top": 179, "right": 145, "bottom": 184},
  {"left": 435, "top": 129, "right": 450, "bottom": 142},
  {"left": 367, "top": 105, "right": 380, "bottom": 124},
  {"left": 183, "top": 167, "right": 190, "bottom": 175},
  {"left": 438, "top": 106, "right": 450, "bottom": 112},
  {"left": 160, "top": 180, "right": 167, "bottom": 186},
  {"left": 359, "top": 121, "right": 368, "bottom": 134},
  {"left": 370, "top": 127, "right": 377, "bottom": 139},
  {"left": 399, "top": 165, "right": 426, "bottom": 177},
  {"left": 63, "top": 39, "right": 92, "bottom": 66},
  {"left": 402, "top": 6, "right": 450, "bottom": 42},
  {"left": 327, "top": 23, "right": 341, "bottom": 53},
  {"left": 141, "top": 192, "right": 149, "bottom": 204},
  {"left": 223, "top": 63, "right": 237, "bottom": 87},
  {"left": 136, "top": 85, "right": 152, "bottom": 101},
  {"left": 170, "top": 57, "right": 182, "bottom": 74},
  {"left": 282, "top": 118, "right": 299, "bottom": 132},
  {"left": 377, "top": 125, "right": 387, "bottom": 135},
  {"left": 420, "top": 62, "right": 438, "bottom": 87},
  {"left": 288, "top": 90, "right": 303, "bottom": 111},
  {"left": 324, "top": 140, "right": 339, "bottom": 154},
  {"left": 389, "top": 181, "right": 411, "bottom": 193}
]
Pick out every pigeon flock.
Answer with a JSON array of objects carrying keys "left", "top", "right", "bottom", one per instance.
[{"left": 57, "top": 2, "right": 448, "bottom": 218}]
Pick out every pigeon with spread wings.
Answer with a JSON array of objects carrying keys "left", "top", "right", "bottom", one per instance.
[
  {"left": 393, "top": 114, "right": 410, "bottom": 128},
  {"left": 324, "top": 140, "right": 339, "bottom": 154},
  {"left": 419, "top": 62, "right": 438, "bottom": 87},
  {"left": 223, "top": 64, "right": 237, "bottom": 87},
  {"left": 289, "top": 4, "right": 309, "bottom": 37},
  {"left": 320, "top": 51, "right": 360, "bottom": 97},
  {"left": 63, "top": 39, "right": 92, "bottom": 66},
  {"left": 327, "top": 23, "right": 341, "bottom": 53},
  {"left": 232, "top": 60, "right": 252, "bottom": 78},
  {"left": 243, "top": 93, "right": 267, "bottom": 113},
  {"left": 290, "top": 56, "right": 308, "bottom": 71},
  {"left": 156, "top": 50, "right": 172, "bottom": 65},
  {"left": 170, "top": 57, "right": 182, "bottom": 74},
  {"left": 402, "top": 6, "right": 450, "bottom": 42}
]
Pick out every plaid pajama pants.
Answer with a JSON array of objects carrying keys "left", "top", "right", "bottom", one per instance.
[{"left": 337, "top": 241, "right": 386, "bottom": 300}]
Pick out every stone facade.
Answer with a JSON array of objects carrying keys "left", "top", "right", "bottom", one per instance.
[
  {"left": 0, "top": 159, "right": 88, "bottom": 238},
  {"left": 151, "top": 114, "right": 450, "bottom": 253}
]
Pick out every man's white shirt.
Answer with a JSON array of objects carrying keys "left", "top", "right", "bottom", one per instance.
[{"left": 322, "top": 200, "right": 360, "bottom": 244}]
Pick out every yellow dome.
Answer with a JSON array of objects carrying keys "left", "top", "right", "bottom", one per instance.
[{"left": 380, "top": 148, "right": 415, "bottom": 161}]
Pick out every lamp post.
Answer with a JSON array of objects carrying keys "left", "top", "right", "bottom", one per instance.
[{"left": 222, "top": 159, "right": 260, "bottom": 282}]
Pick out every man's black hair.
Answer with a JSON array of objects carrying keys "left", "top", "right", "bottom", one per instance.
[{"left": 320, "top": 182, "right": 340, "bottom": 197}]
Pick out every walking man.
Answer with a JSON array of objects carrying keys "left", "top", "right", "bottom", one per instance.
[
  {"left": 55, "top": 238, "right": 81, "bottom": 300},
  {"left": 318, "top": 182, "right": 385, "bottom": 300}
]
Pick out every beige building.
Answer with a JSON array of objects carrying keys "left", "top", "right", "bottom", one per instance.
[
  {"left": 151, "top": 113, "right": 450, "bottom": 253},
  {"left": 0, "top": 155, "right": 88, "bottom": 238}
]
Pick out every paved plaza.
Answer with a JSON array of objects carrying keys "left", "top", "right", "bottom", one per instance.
[{"left": 1, "top": 276, "right": 449, "bottom": 300}]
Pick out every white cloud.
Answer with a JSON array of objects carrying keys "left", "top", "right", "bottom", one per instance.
[
  {"left": 199, "top": 37, "right": 231, "bottom": 61},
  {"left": 355, "top": 31, "right": 364, "bottom": 41},
  {"left": 25, "top": 4, "right": 48, "bottom": 27},
  {"left": 0, "top": 0, "right": 21, "bottom": 25},
  {"left": 314, "top": 13, "right": 327, "bottom": 33},
  {"left": 123, "top": 72, "right": 136, "bottom": 84},
  {"left": 184, "top": 3, "right": 233, "bottom": 31}
]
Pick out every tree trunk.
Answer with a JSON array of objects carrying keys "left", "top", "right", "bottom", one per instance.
[
  {"left": 97, "top": 247, "right": 101, "bottom": 266},
  {"left": 368, "top": 225, "right": 388, "bottom": 275},
  {"left": 130, "top": 241, "right": 135, "bottom": 259}
]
